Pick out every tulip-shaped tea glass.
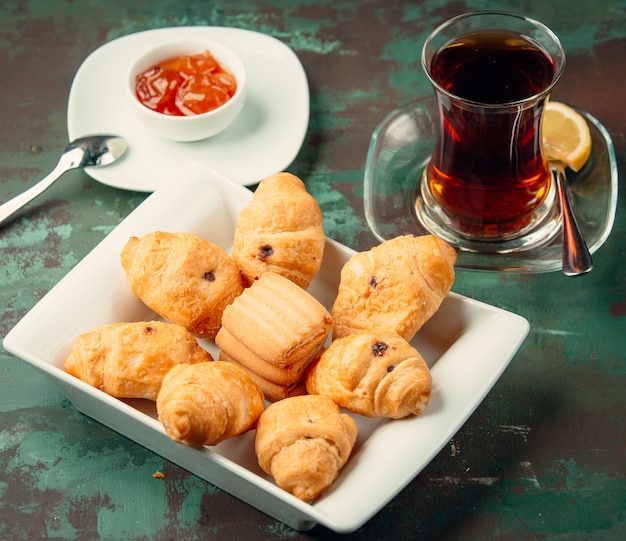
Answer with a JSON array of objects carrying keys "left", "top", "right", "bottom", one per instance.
[{"left": 416, "top": 12, "right": 566, "bottom": 253}]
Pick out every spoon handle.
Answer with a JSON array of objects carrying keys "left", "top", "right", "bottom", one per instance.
[
  {"left": 553, "top": 164, "right": 593, "bottom": 276},
  {"left": 0, "top": 154, "right": 75, "bottom": 226}
]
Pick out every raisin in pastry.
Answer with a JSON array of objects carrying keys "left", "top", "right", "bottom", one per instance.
[
  {"left": 231, "top": 172, "right": 325, "bottom": 289},
  {"left": 120, "top": 231, "right": 243, "bottom": 338},
  {"left": 64, "top": 321, "right": 213, "bottom": 399},
  {"left": 331, "top": 234, "right": 456, "bottom": 341},
  {"left": 306, "top": 331, "right": 432, "bottom": 419}
]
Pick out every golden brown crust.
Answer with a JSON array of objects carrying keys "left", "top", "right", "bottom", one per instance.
[
  {"left": 255, "top": 395, "right": 357, "bottom": 502},
  {"left": 331, "top": 235, "right": 456, "bottom": 341},
  {"left": 231, "top": 172, "right": 325, "bottom": 289},
  {"left": 220, "top": 353, "right": 308, "bottom": 402},
  {"left": 156, "top": 361, "right": 265, "bottom": 447},
  {"left": 305, "top": 331, "right": 432, "bottom": 419},
  {"left": 217, "top": 272, "right": 333, "bottom": 368},
  {"left": 215, "top": 272, "right": 333, "bottom": 401},
  {"left": 217, "top": 329, "right": 312, "bottom": 385},
  {"left": 63, "top": 321, "right": 213, "bottom": 399},
  {"left": 120, "top": 231, "right": 243, "bottom": 339}
]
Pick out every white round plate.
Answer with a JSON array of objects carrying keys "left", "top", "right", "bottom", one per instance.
[{"left": 67, "top": 27, "right": 310, "bottom": 191}]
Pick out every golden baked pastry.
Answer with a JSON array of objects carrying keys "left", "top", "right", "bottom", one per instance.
[
  {"left": 231, "top": 172, "right": 325, "bottom": 288},
  {"left": 255, "top": 394, "right": 357, "bottom": 502},
  {"left": 331, "top": 234, "right": 456, "bottom": 341},
  {"left": 220, "top": 352, "right": 308, "bottom": 402},
  {"left": 215, "top": 272, "right": 333, "bottom": 402},
  {"left": 64, "top": 321, "right": 213, "bottom": 399},
  {"left": 305, "top": 331, "right": 432, "bottom": 418},
  {"left": 120, "top": 231, "right": 243, "bottom": 339},
  {"left": 157, "top": 361, "right": 265, "bottom": 447}
]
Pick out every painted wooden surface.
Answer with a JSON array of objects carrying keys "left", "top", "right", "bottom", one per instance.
[{"left": 1, "top": 1, "right": 625, "bottom": 539}]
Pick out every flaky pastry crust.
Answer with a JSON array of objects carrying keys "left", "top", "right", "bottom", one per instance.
[
  {"left": 231, "top": 172, "right": 325, "bottom": 288},
  {"left": 306, "top": 331, "right": 432, "bottom": 418},
  {"left": 120, "top": 231, "right": 243, "bottom": 339},
  {"left": 157, "top": 361, "right": 264, "bottom": 447},
  {"left": 331, "top": 234, "right": 456, "bottom": 341},
  {"left": 64, "top": 321, "right": 212, "bottom": 399},
  {"left": 255, "top": 394, "right": 357, "bottom": 502}
]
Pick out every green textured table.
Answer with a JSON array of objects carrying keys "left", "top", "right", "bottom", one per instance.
[{"left": 1, "top": 1, "right": 624, "bottom": 539}]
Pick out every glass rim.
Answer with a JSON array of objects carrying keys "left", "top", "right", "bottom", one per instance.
[{"left": 421, "top": 11, "right": 566, "bottom": 108}]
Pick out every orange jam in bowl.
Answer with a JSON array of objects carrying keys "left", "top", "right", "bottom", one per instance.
[
  {"left": 135, "top": 50, "right": 237, "bottom": 116},
  {"left": 127, "top": 40, "right": 246, "bottom": 141}
]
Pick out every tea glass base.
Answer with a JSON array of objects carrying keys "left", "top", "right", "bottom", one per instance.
[
  {"left": 363, "top": 97, "right": 618, "bottom": 272},
  {"left": 415, "top": 171, "right": 561, "bottom": 254}
]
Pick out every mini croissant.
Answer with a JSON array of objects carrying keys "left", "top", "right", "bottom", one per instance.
[
  {"left": 255, "top": 394, "right": 357, "bottom": 502},
  {"left": 331, "top": 234, "right": 456, "bottom": 341},
  {"left": 231, "top": 172, "right": 325, "bottom": 289},
  {"left": 120, "top": 231, "right": 243, "bottom": 339},
  {"left": 157, "top": 361, "right": 265, "bottom": 447},
  {"left": 63, "top": 321, "right": 213, "bottom": 400},
  {"left": 305, "top": 331, "right": 432, "bottom": 419}
]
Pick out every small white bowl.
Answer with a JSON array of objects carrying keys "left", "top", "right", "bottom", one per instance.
[{"left": 127, "top": 39, "right": 246, "bottom": 142}]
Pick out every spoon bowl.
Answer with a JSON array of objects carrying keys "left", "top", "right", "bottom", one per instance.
[{"left": 0, "top": 135, "right": 127, "bottom": 226}]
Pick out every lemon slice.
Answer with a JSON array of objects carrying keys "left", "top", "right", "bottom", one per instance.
[{"left": 542, "top": 101, "right": 592, "bottom": 172}]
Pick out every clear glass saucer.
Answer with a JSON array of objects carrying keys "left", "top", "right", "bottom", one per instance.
[{"left": 364, "top": 96, "right": 618, "bottom": 272}]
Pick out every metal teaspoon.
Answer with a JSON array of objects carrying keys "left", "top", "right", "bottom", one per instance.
[
  {"left": 551, "top": 160, "right": 593, "bottom": 276},
  {"left": 0, "top": 135, "right": 128, "bottom": 226}
]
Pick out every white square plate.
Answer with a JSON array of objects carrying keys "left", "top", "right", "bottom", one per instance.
[
  {"left": 67, "top": 27, "right": 310, "bottom": 191},
  {"left": 3, "top": 162, "right": 529, "bottom": 533}
]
